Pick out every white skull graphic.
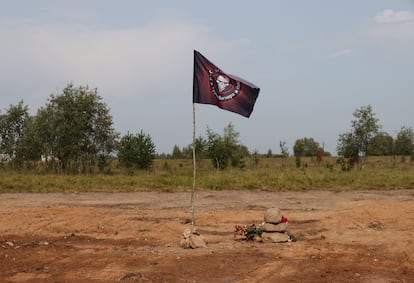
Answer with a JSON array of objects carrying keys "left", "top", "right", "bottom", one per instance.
[{"left": 216, "top": 75, "right": 230, "bottom": 93}]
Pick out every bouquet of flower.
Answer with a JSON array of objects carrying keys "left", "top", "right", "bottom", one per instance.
[{"left": 234, "top": 224, "right": 263, "bottom": 240}]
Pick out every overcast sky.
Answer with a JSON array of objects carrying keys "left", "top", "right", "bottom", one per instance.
[{"left": 1, "top": 1, "right": 413, "bottom": 155}]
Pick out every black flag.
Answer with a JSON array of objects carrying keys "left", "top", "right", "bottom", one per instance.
[{"left": 193, "top": 50, "right": 260, "bottom": 118}]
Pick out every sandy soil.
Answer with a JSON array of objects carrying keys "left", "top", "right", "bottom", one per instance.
[{"left": 0, "top": 189, "right": 413, "bottom": 282}]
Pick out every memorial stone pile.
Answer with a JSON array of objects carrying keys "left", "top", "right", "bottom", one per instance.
[
  {"left": 180, "top": 228, "right": 207, "bottom": 249},
  {"left": 259, "top": 207, "right": 290, "bottom": 243}
]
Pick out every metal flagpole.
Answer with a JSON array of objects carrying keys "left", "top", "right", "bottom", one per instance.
[{"left": 191, "top": 102, "right": 196, "bottom": 232}]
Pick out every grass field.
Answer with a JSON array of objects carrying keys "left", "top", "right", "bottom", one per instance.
[{"left": 0, "top": 156, "right": 413, "bottom": 192}]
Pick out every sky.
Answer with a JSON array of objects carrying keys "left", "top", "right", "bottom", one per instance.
[{"left": 1, "top": 0, "right": 413, "bottom": 155}]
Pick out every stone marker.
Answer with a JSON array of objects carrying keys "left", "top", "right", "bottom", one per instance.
[
  {"left": 260, "top": 207, "right": 290, "bottom": 243},
  {"left": 260, "top": 222, "right": 289, "bottom": 232},
  {"left": 261, "top": 231, "right": 290, "bottom": 243},
  {"left": 264, "top": 207, "right": 282, "bottom": 224},
  {"left": 180, "top": 228, "right": 207, "bottom": 249}
]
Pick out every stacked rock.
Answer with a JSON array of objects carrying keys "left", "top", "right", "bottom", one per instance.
[
  {"left": 180, "top": 228, "right": 207, "bottom": 249},
  {"left": 260, "top": 207, "right": 290, "bottom": 243}
]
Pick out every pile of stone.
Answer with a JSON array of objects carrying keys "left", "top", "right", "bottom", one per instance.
[
  {"left": 180, "top": 228, "right": 207, "bottom": 249},
  {"left": 259, "top": 207, "right": 290, "bottom": 243}
]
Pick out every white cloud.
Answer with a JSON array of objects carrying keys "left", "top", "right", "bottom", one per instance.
[
  {"left": 0, "top": 17, "right": 253, "bottom": 104},
  {"left": 374, "top": 9, "right": 414, "bottom": 24},
  {"left": 368, "top": 9, "right": 414, "bottom": 42},
  {"left": 329, "top": 49, "right": 353, "bottom": 58},
  {"left": 0, "top": 16, "right": 254, "bottom": 151},
  {"left": 0, "top": 20, "right": 206, "bottom": 99}
]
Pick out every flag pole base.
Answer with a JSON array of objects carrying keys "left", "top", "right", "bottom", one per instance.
[{"left": 180, "top": 228, "right": 207, "bottom": 249}]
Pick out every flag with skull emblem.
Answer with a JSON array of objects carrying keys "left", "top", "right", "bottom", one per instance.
[{"left": 193, "top": 50, "right": 260, "bottom": 118}]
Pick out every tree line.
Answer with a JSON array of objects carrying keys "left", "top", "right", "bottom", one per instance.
[
  {"left": 336, "top": 105, "right": 413, "bottom": 169},
  {"left": 167, "top": 105, "right": 414, "bottom": 170},
  {"left": 1, "top": 84, "right": 413, "bottom": 172}
]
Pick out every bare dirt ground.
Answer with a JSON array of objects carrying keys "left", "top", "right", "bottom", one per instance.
[{"left": 0, "top": 189, "right": 413, "bottom": 283}]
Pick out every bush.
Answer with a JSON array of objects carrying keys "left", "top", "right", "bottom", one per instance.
[{"left": 117, "top": 131, "right": 155, "bottom": 169}]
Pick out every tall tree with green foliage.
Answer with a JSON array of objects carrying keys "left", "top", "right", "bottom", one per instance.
[
  {"left": 367, "top": 132, "right": 394, "bottom": 156},
  {"left": 293, "top": 137, "right": 320, "bottom": 168},
  {"left": 15, "top": 116, "right": 43, "bottom": 162},
  {"left": 34, "top": 84, "right": 118, "bottom": 170},
  {"left": 0, "top": 101, "right": 29, "bottom": 162},
  {"left": 206, "top": 122, "right": 243, "bottom": 170},
  {"left": 337, "top": 105, "right": 381, "bottom": 168},
  {"left": 394, "top": 126, "right": 414, "bottom": 156},
  {"left": 117, "top": 131, "right": 156, "bottom": 169},
  {"left": 351, "top": 105, "right": 381, "bottom": 157},
  {"left": 206, "top": 128, "right": 230, "bottom": 169},
  {"left": 337, "top": 131, "right": 359, "bottom": 168},
  {"left": 293, "top": 137, "right": 320, "bottom": 157}
]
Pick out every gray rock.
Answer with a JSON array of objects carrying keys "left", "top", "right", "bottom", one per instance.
[
  {"left": 189, "top": 233, "right": 207, "bottom": 249},
  {"left": 180, "top": 228, "right": 207, "bottom": 249},
  {"left": 260, "top": 222, "right": 289, "bottom": 232},
  {"left": 264, "top": 207, "right": 282, "bottom": 224},
  {"left": 182, "top": 228, "right": 192, "bottom": 239},
  {"left": 179, "top": 238, "right": 190, "bottom": 248},
  {"left": 262, "top": 232, "right": 289, "bottom": 243}
]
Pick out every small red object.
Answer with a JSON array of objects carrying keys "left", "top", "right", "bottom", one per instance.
[{"left": 280, "top": 215, "right": 288, "bottom": 223}]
